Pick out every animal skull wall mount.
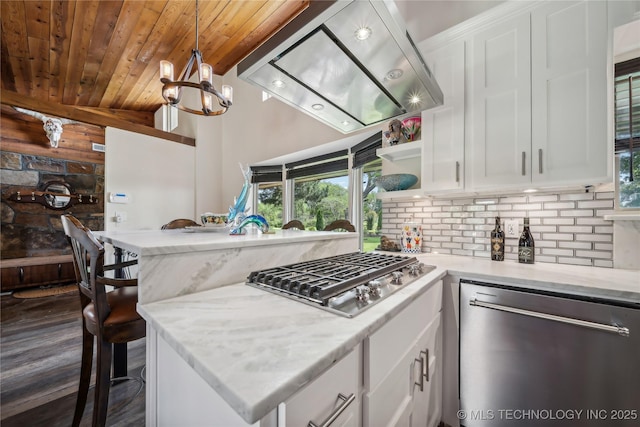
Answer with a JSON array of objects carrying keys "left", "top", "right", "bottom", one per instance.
[{"left": 13, "top": 107, "right": 75, "bottom": 148}]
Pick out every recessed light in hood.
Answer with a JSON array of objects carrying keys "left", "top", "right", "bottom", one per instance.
[{"left": 238, "top": 0, "right": 443, "bottom": 134}]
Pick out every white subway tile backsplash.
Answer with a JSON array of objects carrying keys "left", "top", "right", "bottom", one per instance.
[
  {"left": 576, "top": 234, "right": 612, "bottom": 242},
  {"left": 558, "top": 257, "right": 593, "bottom": 266},
  {"left": 596, "top": 192, "right": 615, "bottom": 199},
  {"left": 558, "top": 226, "right": 593, "bottom": 233},
  {"left": 577, "top": 200, "right": 613, "bottom": 209},
  {"left": 382, "top": 190, "right": 614, "bottom": 268},
  {"left": 544, "top": 202, "right": 575, "bottom": 210},
  {"left": 528, "top": 194, "right": 559, "bottom": 202},
  {"left": 594, "top": 260, "right": 614, "bottom": 268},
  {"left": 559, "top": 241, "right": 592, "bottom": 250},
  {"left": 499, "top": 196, "right": 527, "bottom": 203},
  {"left": 543, "top": 218, "right": 575, "bottom": 225},
  {"left": 542, "top": 248, "right": 574, "bottom": 256},
  {"left": 542, "top": 233, "right": 574, "bottom": 241},
  {"left": 575, "top": 250, "right": 612, "bottom": 259},
  {"left": 560, "top": 210, "right": 594, "bottom": 217},
  {"left": 513, "top": 203, "right": 542, "bottom": 211},
  {"left": 576, "top": 217, "right": 610, "bottom": 226},
  {"left": 559, "top": 193, "right": 594, "bottom": 201}
]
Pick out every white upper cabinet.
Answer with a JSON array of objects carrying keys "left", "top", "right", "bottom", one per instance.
[
  {"left": 422, "top": 40, "right": 466, "bottom": 193},
  {"left": 467, "top": 14, "right": 532, "bottom": 190},
  {"left": 531, "top": 0, "right": 609, "bottom": 185},
  {"left": 467, "top": 0, "right": 610, "bottom": 191}
]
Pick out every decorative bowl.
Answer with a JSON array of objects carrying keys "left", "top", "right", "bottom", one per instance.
[
  {"left": 375, "top": 174, "right": 418, "bottom": 191},
  {"left": 200, "top": 212, "right": 228, "bottom": 226},
  {"left": 402, "top": 116, "right": 421, "bottom": 142}
]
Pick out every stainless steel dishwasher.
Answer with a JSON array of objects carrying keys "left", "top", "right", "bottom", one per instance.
[{"left": 459, "top": 279, "right": 640, "bottom": 427}]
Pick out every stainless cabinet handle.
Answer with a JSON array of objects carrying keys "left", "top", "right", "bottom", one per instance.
[
  {"left": 455, "top": 161, "right": 460, "bottom": 183},
  {"left": 521, "top": 152, "right": 526, "bottom": 176},
  {"left": 414, "top": 355, "right": 425, "bottom": 391},
  {"left": 538, "top": 148, "right": 543, "bottom": 174},
  {"left": 308, "top": 393, "right": 355, "bottom": 427},
  {"left": 470, "top": 297, "right": 630, "bottom": 337},
  {"left": 19, "top": 267, "right": 24, "bottom": 283},
  {"left": 421, "top": 349, "right": 429, "bottom": 382}
]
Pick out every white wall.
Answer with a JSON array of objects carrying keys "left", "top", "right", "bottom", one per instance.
[{"left": 104, "top": 127, "right": 196, "bottom": 231}]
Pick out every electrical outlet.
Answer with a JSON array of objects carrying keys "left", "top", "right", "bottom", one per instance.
[{"left": 505, "top": 219, "right": 519, "bottom": 238}]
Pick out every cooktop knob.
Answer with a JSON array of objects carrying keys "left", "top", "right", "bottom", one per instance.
[
  {"left": 391, "top": 271, "right": 403, "bottom": 285},
  {"left": 408, "top": 263, "right": 424, "bottom": 276},
  {"left": 355, "top": 285, "right": 370, "bottom": 301},
  {"left": 367, "top": 280, "right": 382, "bottom": 297}
]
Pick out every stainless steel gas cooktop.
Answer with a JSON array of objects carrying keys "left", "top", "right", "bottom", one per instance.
[{"left": 246, "top": 252, "right": 435, "bottom": 317}]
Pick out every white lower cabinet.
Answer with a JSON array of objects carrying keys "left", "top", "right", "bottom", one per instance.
[
  {"left": 284, "top": 344, "right": 362, "bottom": 427},
  {"left": 363, "top": 281, "right": 443, "bottom": 427}
]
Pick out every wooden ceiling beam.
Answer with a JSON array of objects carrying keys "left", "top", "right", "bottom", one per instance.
[{"left": 1, "top": 90, "right": 195, "bottom": 146}]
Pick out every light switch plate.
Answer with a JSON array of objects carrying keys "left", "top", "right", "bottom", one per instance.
[{"left": 505, "top": 219, "right": 519, "bottom": 238}]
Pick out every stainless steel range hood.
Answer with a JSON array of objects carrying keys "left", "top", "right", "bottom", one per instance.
[{"left": 237, "top": 0, "right": 443, "bottom": 134}]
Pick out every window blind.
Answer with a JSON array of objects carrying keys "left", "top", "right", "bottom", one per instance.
[
  {"left": 250, "top": 165, "right": 283, "bottom": 183},
  {"left": 351, "top": 131, "right": 382, "bottom": 168},
  {"left": 285, "top": 150, "right": 348, "bottom": 180}
]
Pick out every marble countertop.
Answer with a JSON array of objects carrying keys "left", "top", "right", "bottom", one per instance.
[
  {"left": 94, "top": 229, "right": 356, "bottom": 256},
  {"left": 138, "top": 254, "right": 639, "bottom": 423}
]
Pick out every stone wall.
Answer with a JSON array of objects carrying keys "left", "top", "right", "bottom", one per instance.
[{"left": 1, "top": 107, "right": 105, "bottom": 259}]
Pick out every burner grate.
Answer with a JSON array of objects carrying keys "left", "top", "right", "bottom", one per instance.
[{"left": 247, "top": 252, "right": 418, "bottom": 302}]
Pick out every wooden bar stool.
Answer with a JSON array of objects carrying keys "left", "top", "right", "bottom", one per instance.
[{"left": 62, "top": 214, "right": 146, "bottom": 427}]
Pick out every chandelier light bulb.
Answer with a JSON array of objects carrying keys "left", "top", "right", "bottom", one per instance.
[
  {"left": 199, "top": 63, "right": 213, "bottom": 85},
  {"left": 222, "top": 85, "right": 233, "bottom": 103},
  {"left": 163, "top": 86, "right": 177, "bottom": 102},
  {"left": 160, "top": 60, "right": 174, "bottom": 81},
  {"left": 203, "top": 92, "right": 213, "bottom": 112}
]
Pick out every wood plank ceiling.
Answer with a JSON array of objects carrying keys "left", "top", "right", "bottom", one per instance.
[{"left": 1, "top": 0, "right": 308, "bottom": 118}]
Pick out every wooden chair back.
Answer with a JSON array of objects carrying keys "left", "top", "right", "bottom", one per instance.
[
  {"left": 161, "top": 218, "right": 200, "bottom": 229},
  {"left": 323, "top": 219, "right": 356, "bottom": 232},
  {"left": 61, "top": 214, "right": 110, "bottom": 321},
  {"left": 282, "top": 219, "right": 305, "bottom": 230}
]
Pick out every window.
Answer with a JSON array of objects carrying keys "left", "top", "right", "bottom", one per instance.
[
  {"left": 287, "top": 151, "right": 349, "bottom": 230},
  {"left": 257, "top": 183, "right": 283, "bottom": 228},
  {"left": 251, "top": 166, "right": 283, "bottom": 228},
  {"left": 615, "top": 57, "right": 640, "bottom": 209},
  {"left": 361, "top": 159, "right": 382, "bottom": 252}
]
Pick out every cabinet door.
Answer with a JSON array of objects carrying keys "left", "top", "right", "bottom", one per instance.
[
  {"left": 468, "top": 14, "right": 532, "bottom": 189},
  {"left": 531, "top": 0, "right": 609, "bottom": 185},
  {"left": 411, "top": 313, "right": 442, "bottom": 427},
  {"left": 422, "top": 40, "right": 465, "bottom": 193}
]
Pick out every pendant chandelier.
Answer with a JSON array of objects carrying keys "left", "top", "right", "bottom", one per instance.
[{"left": 159, "top": 0, "right": 232, "bottom": 116}]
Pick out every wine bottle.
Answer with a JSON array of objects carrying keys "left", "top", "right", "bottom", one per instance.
[
  {"left": 518, "top": 217, "right": 535, "bottom": 264},
  {"left": 490, "top": 216, "right": 505, "bottom": 261}
]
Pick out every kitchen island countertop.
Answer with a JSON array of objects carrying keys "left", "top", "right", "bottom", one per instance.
[{"left": 138, "top": 253, "right": 639, "bottom": 424}]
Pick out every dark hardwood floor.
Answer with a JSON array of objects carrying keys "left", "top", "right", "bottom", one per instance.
[{"left": 1, "top": 289, "right": 145, "bottom": 426}]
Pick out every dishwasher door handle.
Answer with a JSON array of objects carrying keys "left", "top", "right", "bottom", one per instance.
[{"left": 469, "top": 297, "right": 630, "bottom": 337}]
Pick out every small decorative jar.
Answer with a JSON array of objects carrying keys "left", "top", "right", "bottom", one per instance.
[{"left": 401, "top": 222, "right": 422, "bottom": 253}]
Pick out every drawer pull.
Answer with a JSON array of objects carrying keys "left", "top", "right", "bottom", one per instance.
[
  {"left": 455, "top": 161, "right": 460, "bottom": 183},
  {"left": 421, "top": 349, "right": 429, "bottom": 382},
  {"left": 19, "top": 267, "right": 24, "bottom": 283},
  {"left": 308, "top": 392, "right": 355, "bottom": 427},
  {"left": 414, "top": 354, "right": 425, "bottom": 392},
  {"left": 538, "top": 148, "right": 543, "bottom": 174},
  {"left": 521, "top": 151, "right": 526, "bottom": 176}
]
